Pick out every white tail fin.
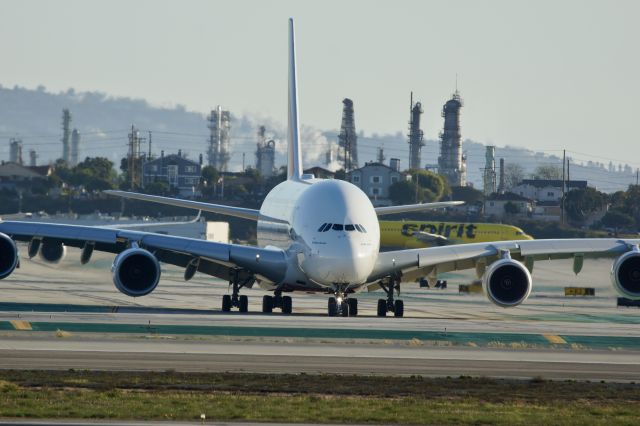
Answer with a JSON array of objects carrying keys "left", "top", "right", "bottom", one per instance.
[{"left": 287, "top": 18, "right": 303, "bottom": 181}]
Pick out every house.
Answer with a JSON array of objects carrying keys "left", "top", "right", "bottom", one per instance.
[
  {"left": 347, "top": 162, "right": 402, "bottom": 206},
  {"left": 142, "top": 151, "right": 201, "bottom": 198},
  {"left": 512, "top": 179, "right": 587, "bottom": 203},
  {"left": 0, "top": 162, "right": 53, "bottom": 193},
  {"left": 484, "top": 192, "right": 534, "bottom": 219},
  {"left": 303, "top": 166, "right": 335, "bottom": 179}
]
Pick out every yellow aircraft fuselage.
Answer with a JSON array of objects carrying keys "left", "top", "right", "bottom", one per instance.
[{"left": 379, "top": 220, "right": 533, "bottom": 249}]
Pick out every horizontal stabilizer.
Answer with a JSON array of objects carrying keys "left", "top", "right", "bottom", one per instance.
[{"left": 375, "top": 201, "right": 464, "bottom": 216}]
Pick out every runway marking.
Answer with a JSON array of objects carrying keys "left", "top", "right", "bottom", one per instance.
[
  {"left": 543, "top": 334, "right": 567, "bottom": 344},
  {"left": 10, "top": 320, "right": 32, "bottom": 330}
]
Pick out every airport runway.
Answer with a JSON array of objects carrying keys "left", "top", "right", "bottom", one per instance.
[
  {"left": 1, "top": 335, "right": 640, "bottom": 381},
  {"left": 2, "top": 248, "right": 640, "bottom": 381}
]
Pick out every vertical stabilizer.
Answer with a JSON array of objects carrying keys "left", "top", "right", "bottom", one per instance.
[{"left": 287, "top": 18, "right": 303, "bottom": 180}]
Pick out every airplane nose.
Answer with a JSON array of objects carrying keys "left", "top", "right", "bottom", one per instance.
[{"left": 304, "top": 239, "right": 375, "bottom": 284}]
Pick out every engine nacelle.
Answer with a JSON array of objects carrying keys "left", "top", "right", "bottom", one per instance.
[
  {"left": 482, "top": 258, "right": 532, "bottom": 308},
  {"left": 39, "top": 240, "right": 67, "bottom": 264},
  {"left": 111, "top": 248, "right": 161, "bottom": 297},
  {"left": 0, "top": 232, "right": 18, "bottom": 280},
  {"left": 611, "top": 250, "right": 640, "bottom": 300}
]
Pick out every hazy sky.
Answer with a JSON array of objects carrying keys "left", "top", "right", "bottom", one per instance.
[{"left": 1, "top": 0, "right": 639, "bottom": 167}]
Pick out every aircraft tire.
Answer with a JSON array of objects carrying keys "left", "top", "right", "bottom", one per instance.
[
  {"left": 377, "top": 299, "right": 387, "bottom": 317},
  {"left": 328, "top": 297, "right": 338, "bottom": 317},
  {"left": 239, "top": 295, "right": 249, "bottom": 313},
  {"left": 222, "top": 295, "right": 232, "bottom": 312},
  {"left": 340, "top": 302, "right": 349, "bottom": 317},
  {"left": 262, "top": 295, "right": 273, "bottom": 313},
  {"left": 347, "top": 298, "right": 358, "bottom": 316},
  {"left": 282, "top": 296, "right": 293, "bottom": 314},
  {"left": 394, "top": 300, "right": 404, "bottom": 318}
]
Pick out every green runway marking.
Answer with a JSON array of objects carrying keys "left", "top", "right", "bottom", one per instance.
[
  {"left": 4, "top": 320, "right": 640, "bottom": 350},
  {"left": 0, "top": 302, "right": 114, "bottom": 313}
]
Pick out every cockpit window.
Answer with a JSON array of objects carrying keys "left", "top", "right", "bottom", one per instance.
[
  {"left": 332, "top": 224, "right": 344, "bottom": 231},
  {"left": 322, "top": 223, "right": 332, "bottom": 232},
  {"left": 318, "top": 223, "right": 328, "bottom": 232},
  {"left": 345, "top": 224, "right": 355, "bottom": 231},
  {"left": 515, "top": 231, "right": 524, "bottom": 235},
  {"left": 358, "top": 224, "right": 367, "bottom": 233}
]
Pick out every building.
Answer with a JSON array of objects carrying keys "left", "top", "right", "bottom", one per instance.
[
  {"left": 304, "top": 167, "right": 335, "bottom": 179},
  {"left": 484, "top": 192, "right": 534, "bottom": 219},
  {"left": 348, "top": 161, "right": 402, "bottom": 206},
  {"left": 0, "top": 162, "right": 53, "bottom": 193},
  {"left": 142, "top": 151, "right": 201, "bottom": 198},
  {"left": 512, "top": 179, "right": 588, "bottom": 202}
]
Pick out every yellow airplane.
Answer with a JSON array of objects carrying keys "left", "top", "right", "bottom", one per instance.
[{"left": 379, "top": 220, "right": 533, "bottom": 249}]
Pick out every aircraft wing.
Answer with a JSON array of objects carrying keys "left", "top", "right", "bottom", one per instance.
[
  {"left": 368, "top": 238, "right": 640, "bottom": 283},
  {"left": 374, "top": 201, "right": 464, "bottom": 216},
  {"left": 104, "top": 190, "right": 288, "bottom": 223},
  {"left": 0, "top": 221, "right": 287, "bottom": 284}
]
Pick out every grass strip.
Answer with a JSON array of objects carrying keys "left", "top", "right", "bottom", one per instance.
[{"left": 1, "top": 370, "right": 640, "bottom": 425}]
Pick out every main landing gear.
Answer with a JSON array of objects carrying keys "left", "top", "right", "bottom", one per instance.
[
  {"left": 221, "top": 270, "right": 253, "bottom": 313},
  {"left": 327, "top": 287, "right": 358, "bottom": 317},
  {"left": 262, "top": 290, "right": 293, "bottom": 314},
  {"left": 377, "top": 275, "right": 404, "bottom": 317}
]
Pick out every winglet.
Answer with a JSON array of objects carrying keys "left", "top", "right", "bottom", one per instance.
[{"left": 287, "top": 18, "right": 303, "bottom": 181}]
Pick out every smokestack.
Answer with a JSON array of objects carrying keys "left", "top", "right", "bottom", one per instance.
[
  {"left": 498, "top": 158, "right": 505, "bottom": 193},
  {"left": 390, "top": 158, "right": 400, "bottom": 172}
]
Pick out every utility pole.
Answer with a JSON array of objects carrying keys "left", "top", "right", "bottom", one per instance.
[
  {"left": 636, "top": 168, "right": 639, "bottom": 186},
  {"left": 242, "top": 152, "right": 246, "bottom": 172},
  {"left": 561, "top": 149, "right": 566, "bottom": 226},
  {"left": 148, "top": 131, "right": 152, "bottom": 158}
]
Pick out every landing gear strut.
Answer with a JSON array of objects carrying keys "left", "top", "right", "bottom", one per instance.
[
  {"left": 262, "top": 289, "right": 293, "bottom": 314},
  {"left": 327, "top": 287, "right": 357, "bottom": 317},
  {"left": 377, "top": 275, "right": 403, "bottom": 317},
  {"left": 222, "top": 269, "right": 252, "bottom": 313}
]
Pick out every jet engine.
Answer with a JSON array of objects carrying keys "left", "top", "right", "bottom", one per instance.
[
  {"left": 611, "top": 250, "right": 640, "bottom": 300},
  {"left": 111, "top": 248, "right": 161, "bottom": 297},
  {"left": 39, "top": 240, "right": 67, "bottom": 264},
  {"left": 0, "top": 232, "right": 18, "bottom": 280},
  {"left": 482, "top": 258, "right": 532, "bottom": 308}
]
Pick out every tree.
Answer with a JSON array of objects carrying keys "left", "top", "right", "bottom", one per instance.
[
  {"left": 564, "top": 187, "right": 607, "bottom": 224},
  {"left": 389, "top": 180, "right": 423, "bottom": 205},
  {"left": 450, "top": 186, "right": 485, "bottom": 204},
  {"left": 530, "top": 165, "right": 563, "bottom": 180},
  {"left": 409, "top": 169, "right": 448, "bottom": 201},
  {"left": 503, "top": 163, "right": 525, "bottom": 190},
  {"left": 601, "top": 210, "right": 634, "bottom": 236}
]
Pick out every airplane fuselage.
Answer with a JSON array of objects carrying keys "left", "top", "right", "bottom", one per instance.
[{"left": 257, "top": 178, "right": 380, "bottom": 291}]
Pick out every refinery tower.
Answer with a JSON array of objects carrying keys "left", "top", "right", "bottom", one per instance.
[
  {"left": 437, "top": 91, "right": 467, "bottom": 187},
  {"left": 207, "top": 106, "right": 231, "bottom": 171}
]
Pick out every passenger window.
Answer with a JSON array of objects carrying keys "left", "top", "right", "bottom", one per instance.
[
  {"left": 345, "top": 224, "right": 355, "bottom": 231},
  {"left": 318, "top": 223, "right": 327, "bottom": 232},
  {"left": 332, "top": 224, "right": 344, "bottom": 231}
]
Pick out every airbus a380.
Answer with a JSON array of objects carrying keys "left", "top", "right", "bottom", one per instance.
[{"left": 1, "top": 19, "right": 639, "bottom": 317}]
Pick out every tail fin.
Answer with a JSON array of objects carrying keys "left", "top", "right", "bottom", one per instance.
[{"left": 287, "top": 18, "right": 303, "bottom": 181}]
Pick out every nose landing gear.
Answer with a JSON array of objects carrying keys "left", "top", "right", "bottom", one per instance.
[
  {"left": 377, "top": 275, "right": 404, "bottom": 317},
  {"left": 328, "top": 286, "right": 358, "bottom": 317}
]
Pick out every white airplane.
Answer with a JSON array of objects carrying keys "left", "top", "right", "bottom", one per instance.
[{"left": 1, "top": 19, "right": 639, "bottom": 317}]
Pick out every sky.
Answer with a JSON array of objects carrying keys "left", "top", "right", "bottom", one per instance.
[{"left": 1, "top": 0, "right": 639, "bottom": 168}]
